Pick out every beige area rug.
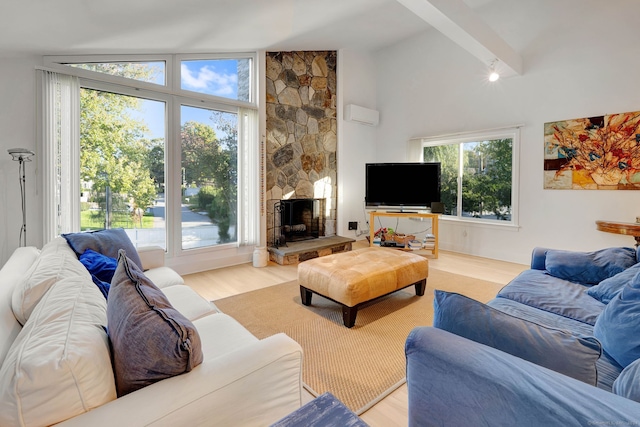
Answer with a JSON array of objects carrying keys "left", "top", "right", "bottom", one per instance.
[{"left": 214, "top": 268, "right": 503, "bottom": 414}]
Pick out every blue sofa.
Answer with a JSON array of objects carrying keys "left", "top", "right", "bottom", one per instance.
[{"left": 406, "top": 247, "right": 640, "bottom": 426}]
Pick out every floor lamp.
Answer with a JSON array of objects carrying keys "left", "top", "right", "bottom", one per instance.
[{"left": 8, "top": 148, "right": 35, "bottom": 247}]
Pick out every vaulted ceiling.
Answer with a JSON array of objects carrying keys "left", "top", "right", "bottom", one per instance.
[{"left": 1, "top": 0, "right": 504, "bottom": 61}]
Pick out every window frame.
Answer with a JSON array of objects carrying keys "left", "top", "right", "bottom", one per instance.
[
  {"left": 176, "top": 53, "right": 255, "bottom": 106},
  {"left": 175, "top": 99, "right": 241, "bottom": 252},
  {"left": 42, "top": 53, "right": 259, "bottom": 266},
  {"left": 416, "top": 127, "right": 520, "bottom": 228},
  {"left": 45, "top": 54, "right": 173, "bottom": 92},
  {"left": 44, "top": 53, "right": 258, "bottom": 108}
]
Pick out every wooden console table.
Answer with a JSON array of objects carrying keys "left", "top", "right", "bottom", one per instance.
[
  {"left": 369, "top": 211, "right": 439, "bottom": 258},
  {"left": 596, "top": 220, "right": 640, "bottom": 247}
]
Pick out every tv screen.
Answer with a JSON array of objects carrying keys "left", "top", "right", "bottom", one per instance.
[{"left": 365, "top": 162, "right": 441, "bottom": 210}]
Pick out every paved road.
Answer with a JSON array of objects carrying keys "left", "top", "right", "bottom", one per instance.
[
  {"left": 133, "top": 195, "right": 235, "bottom": 249},
  {"left": 149, "top": 195, "right": 213, "bottom": 227}
]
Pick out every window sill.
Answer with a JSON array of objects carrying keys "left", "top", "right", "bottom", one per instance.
[{"left": 440, "top": 215, "right": 520, "bottom": 231}]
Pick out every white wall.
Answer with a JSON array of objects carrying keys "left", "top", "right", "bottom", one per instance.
[
  {"left": 337, "top": 49, "right": 378, "bottom": 238},
  {"left": 0, "top": 56, "right": 42, "bottom": 265},
  {"left": 373, "top": 0, "right": 640, "bottom": 264}
]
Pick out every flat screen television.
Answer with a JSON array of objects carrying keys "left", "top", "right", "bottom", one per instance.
[{"left": 365, "top": 162, "right": 441, "bottom": 210}]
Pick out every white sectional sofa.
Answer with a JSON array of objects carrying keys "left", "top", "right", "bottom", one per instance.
[{"left": 0, "top": 237, "right": 303, "bottom": 427}]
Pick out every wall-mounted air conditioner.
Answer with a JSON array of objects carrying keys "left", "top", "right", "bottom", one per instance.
[{"left": 344, "top": 104, "right": 380, "bottom": 126}]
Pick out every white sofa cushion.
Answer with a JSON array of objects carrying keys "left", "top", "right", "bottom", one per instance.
[
  {"left": 144, "top": 266, "right": 184, "bottom": 288},
  {"left": 194, "top": 312, "right": 260, "bottom": 358},
  {"left": 137, "top": 245, "right": 166, "bottom": 270},
  {"left": 11, "top": 237, "right": 90, "bottom": 325},
  {"left": 162, "top": 285, "right": 220, "bottom": 321},
  {"left": 0, "top": 275, "right": 116, "bottom": 427}
]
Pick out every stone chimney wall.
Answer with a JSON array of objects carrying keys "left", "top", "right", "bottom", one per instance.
[{"left": 265, "top": 51, "right": 337, "bottom": 245}]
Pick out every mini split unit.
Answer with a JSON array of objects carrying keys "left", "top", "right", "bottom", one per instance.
[{"left": 344, "top": 104, "right": 380, "bottom": 126}]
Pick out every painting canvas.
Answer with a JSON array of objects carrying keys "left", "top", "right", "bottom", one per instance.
[{"left": 544, "top": 111, "right": 640, "bottom": 189}]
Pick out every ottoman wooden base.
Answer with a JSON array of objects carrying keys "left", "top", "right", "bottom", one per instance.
[
  {"left": 300, "top": 279, "right": 426, "bottom": 327},
  {"left": 297, "top": 247, "right": 429, "bottom": 327}
]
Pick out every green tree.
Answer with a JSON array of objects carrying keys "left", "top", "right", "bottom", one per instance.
[
  {"left": 209, "top": 112, "right": 238, "bottom": 243},
  {"left": 181, "top": 113, "right": 237, "bottom": 243},
  {"left": 181, "top": 121, "right": 218, "bottom": 186},
  {"left": 425, "top": 139, "right": 512, "bottom": 220},
  {"left": 424, "top": 144, "right": 458, "bottom": 215},
  {"left": 462, "top": 139, "right": 512, "bottom": 220},
  {"left": 80, "top": 65, "right": 159, "bottom": 228},
  {"left": 147, "top": 140, "right": 165, "bottom": 191}
]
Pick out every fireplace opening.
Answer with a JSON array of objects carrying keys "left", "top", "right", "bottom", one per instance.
[{"left": 273, "top": 198, "right": 325, "bottom": 247}]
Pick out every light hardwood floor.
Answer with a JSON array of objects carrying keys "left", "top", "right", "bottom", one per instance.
[{"left": 182, "top": 241, "right": 528, "bottom": 426}]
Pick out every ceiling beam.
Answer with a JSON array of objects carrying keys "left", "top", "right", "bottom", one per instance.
[{"left": 396, "top": 0, "right": 523, "bottom": 77}]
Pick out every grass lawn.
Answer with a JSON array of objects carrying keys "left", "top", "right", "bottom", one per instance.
[{"left": 80, "top": 210, "right": 155, "bottom": 230}]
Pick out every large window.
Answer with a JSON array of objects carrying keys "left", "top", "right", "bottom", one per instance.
[
  {"left": 80, "top": 88, "right": 166, "bottom": 248},
  {"left": 418, "top": 128, "right": 519, "bottom": 225},
  {"left": 42, "top": 54, "right": 259, "bottom": 264}
]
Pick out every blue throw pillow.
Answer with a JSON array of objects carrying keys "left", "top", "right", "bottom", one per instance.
[
  {"left": 63, "top": 228, "right": 143, "bottom": 269},
  {"left": 90, "top": 274, "right": 110, "bottom": 299},
  {"left": 433, "top": 290, "right": 602, "bottom": 385},
  {"left": 587, "top": 263, "right": 640, "bottom": 304},
  {"left": 594, "top": 269, "right": 640, "bottom": 367},
  {"left": 79, "top": 249, "right": 118, "bottom": 283},
  {"left": 107, "top": 250, "right": 203, "bottom": 396},
  {"left": 545, "top": 247, "right": 637, "bottom": 285},
  {"left": 613, "top": 357, "right": 640, "bottom": 403}
]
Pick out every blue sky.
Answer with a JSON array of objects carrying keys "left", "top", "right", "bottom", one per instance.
[{"left": 181, "top": 59, "right": 239, "bottom": 98}]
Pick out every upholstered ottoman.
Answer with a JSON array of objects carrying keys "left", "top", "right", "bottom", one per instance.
[{"left": 298, "top": 247, "right": 429, "bottom": 327}]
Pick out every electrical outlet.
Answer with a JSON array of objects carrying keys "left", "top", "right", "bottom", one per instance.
[{"left": 348, "top": 221, "right": 358, "bottom": 230}]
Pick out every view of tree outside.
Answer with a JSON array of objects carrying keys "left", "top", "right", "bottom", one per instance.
[
  {"left": 424, "top": 138, "right": 512, "bottom": 221},
  {"left": 80, "top": 88, "right": 166, "bottom": 247},
  {"left": 78, "top": 60, "right": 244, "bottom": 250},
  {"left": 68, "top": 62, "right": 165, "bottom": 85},
  {"left": 181, "top": 106, "right": 238, "bottom": 249},
  {"left": 422, "top": 144, "right": 459, "bottom": 215}
]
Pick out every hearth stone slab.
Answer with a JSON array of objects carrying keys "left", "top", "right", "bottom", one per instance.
[{"left": 268, "top": 236, "right": 355, "bottom": 265}]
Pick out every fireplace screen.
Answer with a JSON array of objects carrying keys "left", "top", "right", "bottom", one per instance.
[{"left": 273, "top": 198, "right": 325, "bottom": 247}]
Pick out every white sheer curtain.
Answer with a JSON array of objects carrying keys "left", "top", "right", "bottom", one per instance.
[
  {"left": 39, "top": 70, "right": 80, "bottom": 243},
  {"left": 236, "top": 107, "right": 260, "bottom": 246}
]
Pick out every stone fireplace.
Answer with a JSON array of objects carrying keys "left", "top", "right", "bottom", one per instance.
[{"left": 265, "top": 51, "right": 352, "bottom": 263}]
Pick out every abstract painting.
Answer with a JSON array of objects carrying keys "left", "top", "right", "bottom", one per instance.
[{"left": 544, "top": 111, "right": 640, "bottom": 189}]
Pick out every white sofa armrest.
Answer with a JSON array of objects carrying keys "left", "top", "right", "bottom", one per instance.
[
  {"left": 56, "top": 333, "right": 303, "bottom": 427},
  {"left": 0, "top": 247, "right": 40, "bottom": 365},
  {"left": 136, "top": 246, "right": 166, "bottom": 270}
]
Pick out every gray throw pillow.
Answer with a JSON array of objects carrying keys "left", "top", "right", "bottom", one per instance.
[
  {"left": 433, "top": 290, "right": 602, "bottom": 385},
  {"left": 63, "top": 228, "right": 143, "bottom": 270},
  {"left": 107, "top": 250, "right": 203, "bottom": 396}
]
